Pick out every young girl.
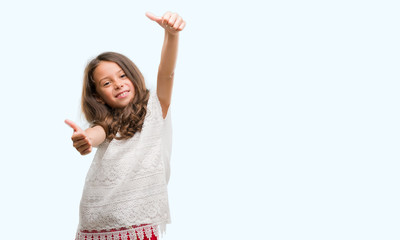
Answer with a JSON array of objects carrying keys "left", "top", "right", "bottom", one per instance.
[{"left": 65, "top": 11, "right": 185, "bottom": 240}]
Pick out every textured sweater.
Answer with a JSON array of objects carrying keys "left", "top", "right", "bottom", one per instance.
[{"left": 76, "top": 90, "right": 172, "bottom": 240}]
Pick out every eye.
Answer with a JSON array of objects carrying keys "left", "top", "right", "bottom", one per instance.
[
  {"left": 121, "top": 74, "right": 126, "bottom": 78},
  {"left": 103, "top": 81, "right": 110, "bottom": 86}
]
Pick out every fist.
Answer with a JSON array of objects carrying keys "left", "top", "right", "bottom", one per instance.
[
  {"left": 145, "top": 11, "right": 186, "bottom": 34},
  {"left": 65, "top": 119, "right": 92, "bottom": 155}
]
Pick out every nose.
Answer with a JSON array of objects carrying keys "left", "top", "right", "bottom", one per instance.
[{"left": 114, "top": 80, "right": 124, "bottom": 89}]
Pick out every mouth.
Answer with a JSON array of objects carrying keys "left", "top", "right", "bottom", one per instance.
[{"left": 115, "top": 90, "right": 130, "bottom": 98}]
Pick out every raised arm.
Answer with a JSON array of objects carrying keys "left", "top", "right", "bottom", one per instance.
[{"left": 146, "top": 11, "right": 186, "bottom": 118}]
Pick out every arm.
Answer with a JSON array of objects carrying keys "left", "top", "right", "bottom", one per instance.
[
  {"left": 146, "top": 11, "right": 186, "bottom": 118},
  {"left": 85, "top": 125, "right": 106, "bottom": 148},
  {"left": 65, "top": 119, "right": 106, "bottom": 155},
  {"left": 156, "top": 31, "right": 178, "bottom": 118}
]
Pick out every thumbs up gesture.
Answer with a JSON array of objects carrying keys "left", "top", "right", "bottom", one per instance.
[
  {"left": 65, "top": 119, "right": 92, "bottom": 155},
  {"left": 146, "top": 11, "right": 186, "bottom": 35}
]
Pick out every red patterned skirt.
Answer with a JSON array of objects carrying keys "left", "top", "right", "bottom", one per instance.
[{"left": 75, "top": 224, "right": 158, "bottom": 240}]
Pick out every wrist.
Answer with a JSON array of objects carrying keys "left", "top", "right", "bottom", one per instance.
[{"left": 165, "top": 29, "right": 179, "bottom": 37}]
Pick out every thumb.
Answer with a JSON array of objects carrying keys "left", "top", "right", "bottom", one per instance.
[
  {"left": 145, "top": 12, "right": 162, "bottom": 24},
  {"left": 64, "top": 119, "right": 82, "bottom": 133}
]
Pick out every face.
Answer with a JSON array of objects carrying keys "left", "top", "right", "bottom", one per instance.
[{"left": 92, "top": 61, "right": 135, "bottom": 108}]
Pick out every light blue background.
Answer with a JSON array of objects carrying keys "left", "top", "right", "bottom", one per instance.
[{"left": 0, "top": 0, "right": 399, "bottom": 239}]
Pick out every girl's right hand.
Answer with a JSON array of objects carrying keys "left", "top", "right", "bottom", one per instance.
[
  {"left": 145, "top": 11, "right": 186, "bottom": 35},
  {"left": 65, "top": 119, "right": 92, "bottom": 155}
]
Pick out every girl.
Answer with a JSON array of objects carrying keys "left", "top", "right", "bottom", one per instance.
[{"left": 65, "top": 11, "right": 185, "bottom": 240}]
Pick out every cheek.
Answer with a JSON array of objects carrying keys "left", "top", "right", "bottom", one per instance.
[
  {"left": 127, "top": 82, "right": 135, "bottom": 91},
  {"left": 97, "top": 89, "right": 112, "bottom": 99}
]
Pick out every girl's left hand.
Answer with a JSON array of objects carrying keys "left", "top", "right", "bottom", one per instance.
[{"left": 146, "top": 11, "right": 186, "bottom": 35}]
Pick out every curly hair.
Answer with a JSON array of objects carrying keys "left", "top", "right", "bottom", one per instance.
[{"left": 81, "top": 52, "right": 150, "bottom": 141}]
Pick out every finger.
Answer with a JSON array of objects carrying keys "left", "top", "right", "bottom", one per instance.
[
  {"left": 168, "top": 13, "right": 178, "bottom": 27},
  {"left": 78, "top": 144, "right": 91, "bottom": 153},
  {"left": 161, "top": 11, "right": 172, "bottom": 26},
  {"left": 81, "top": 146, "right": 92, "bottom": 155},
  {"left": 71, "top": 132, "right": 86, "bottom": 141},
  {"left": 65, "top": 119, "right": 81, "bottom": 132},
  {"left": 173, "top": 16, "right": 183, "bottom": 29},
  {"left": 74, "top": 138, "right": 90, "bottom": 149},
  {"left": 178, "top": 21, "right": 186, "bottom": 31},
  {"left": 145, "top": 12, "right": 162, "bottom": 24}
]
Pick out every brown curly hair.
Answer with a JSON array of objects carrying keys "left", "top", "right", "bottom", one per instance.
[{"left": 81, "top": 52, "right": 150, "bottom": 141}]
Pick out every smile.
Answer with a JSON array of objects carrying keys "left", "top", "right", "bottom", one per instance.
[{"left": 116, "top": 90, "right": 129, "bottom": 98}]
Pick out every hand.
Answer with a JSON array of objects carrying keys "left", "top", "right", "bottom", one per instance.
[
  {"left": 145, "top": 11, "right": 186, "bottom": 35},
  {"left": 65, "top": 119, "right": 92, "bottom": 155}
]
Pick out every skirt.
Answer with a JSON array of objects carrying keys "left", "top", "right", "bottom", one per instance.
[{"left": 75, "top": 224, "right": 158, "bottom": 240}]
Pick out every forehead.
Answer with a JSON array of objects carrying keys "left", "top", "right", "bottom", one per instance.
[{"left": 93, "top": 61, "right": 123, "bottom": 82}]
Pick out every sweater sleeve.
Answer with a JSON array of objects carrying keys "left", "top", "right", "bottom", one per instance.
[
  {"left": 152, "top": 90, "right": 172, "bottom": 121},
  {"left": 151, "top": 91, "right": 173, "bottom": 183}
]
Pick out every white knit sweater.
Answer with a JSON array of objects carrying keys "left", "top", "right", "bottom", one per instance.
[{"left": 76, "top": 90, "right": 172, "bottom": 239}]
